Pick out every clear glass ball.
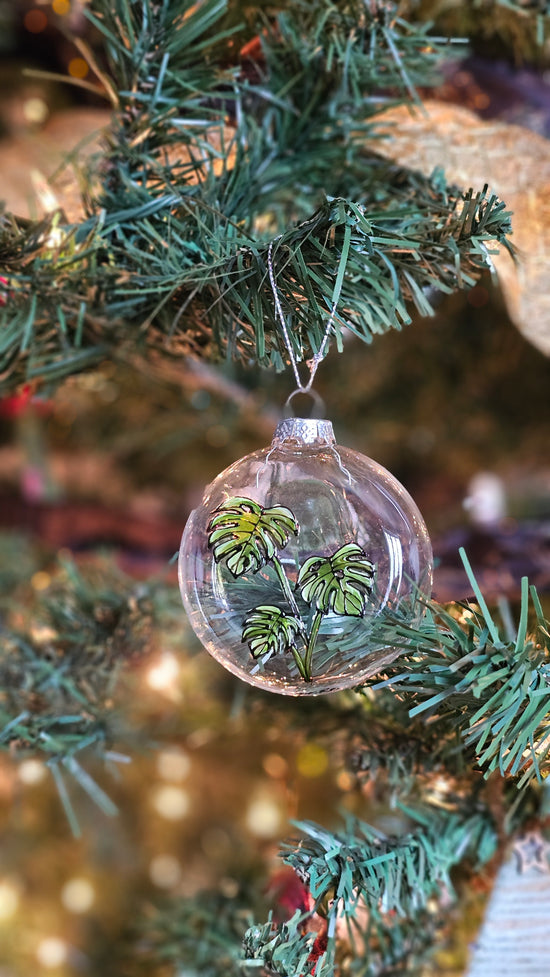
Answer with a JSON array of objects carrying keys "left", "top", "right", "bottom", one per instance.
[{"left": 179, "top": 419, "right": 432, "bottom": 696}]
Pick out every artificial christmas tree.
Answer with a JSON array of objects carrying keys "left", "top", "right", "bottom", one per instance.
[{"left": 0, "top": 2, "right": 549, "bottom": 975}]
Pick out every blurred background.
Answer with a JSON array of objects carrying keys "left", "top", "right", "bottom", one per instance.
[{"left": 0, "top": 2, "right": 549, "bottom": 974}]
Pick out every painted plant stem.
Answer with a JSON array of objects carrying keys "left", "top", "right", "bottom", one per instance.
[
  {"left": 272, "top": 556, "right": 306, "bottom": 625},
  {"left": 272, "top": 557, "right": 311, "bottom": 679},
  {"left": 303, "top": 608, "right": 324, "bottom": 680},
  {"left": 291, "top": 646, "right": 310, "bottom": 682}
]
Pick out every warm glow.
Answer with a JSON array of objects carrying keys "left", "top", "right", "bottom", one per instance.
[
  {"left": 245, "top": 795, "right": 283, "bottom": 838},
  {"left": 61, "top": 877, "right": 95, "bottom": 913},
  {"left": 156, "top": 748, "right": 191, "bottom": 782},
  {"left": 24, "top": 9, "right": 48, "bottom": 33},
  {"left": 473, "top": 92, "right": 490, "bottom": 109},
  {"left": 31, "top": 571, "right": 51, "bottom": 592},
  {"left": 432, "top": 776, "right": 452, "bottom": 795},
  {"left": 296, "top": 742, "right": 329, "bottom": 778},
  {"left": 23, "top": 97, "right": 49, "bottom": 125},
  {"left": 36, "top": 937, "right": 68, "bottom": 968},
  {"left": 152, "top": 785, "right": 190, "bottom": 820},
  {"left": 147, "top": 653, "right": 180, "bottom": 692},
  {"left": 0, "top": 881, "right": 19, "bottom": 921},
  {"left": 336, "top": 769, "right": 355, "bottom": 792},
  {"left": 149, "top": 854, "right": 182, "bottom": 888},
  {"left": 31, "top": 171, "right": 62, "bottom": 223},
  {"left": 52, "top": 0, "right": 71, "bottom": 14},
  {"left": 18, "top": 759, "right": 47, "bottom": 785},
  {"left": 262, "top": 753, "right": 288, "bottom": 779},
  {"left": 68, "top": 57, "right": 89, "bottom": 79}
]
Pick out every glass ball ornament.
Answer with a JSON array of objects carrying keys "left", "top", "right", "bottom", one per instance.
[{"left": 179, "top": 418, "right": 432, "bottom": 696}]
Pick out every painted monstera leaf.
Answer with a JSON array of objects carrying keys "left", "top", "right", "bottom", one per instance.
[
  {"left": 242, "top": 605, "right": 303, "bottom": 660},
  {"left": 207, "top": 497, "right": 299, "bottom": 577},
  {"left": 297, "top": 542, "right": 375, "bottom": 617}
]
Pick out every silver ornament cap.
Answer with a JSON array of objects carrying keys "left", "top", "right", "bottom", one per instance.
[{"left": 273, "top": 417, "right": 335, "bottom": 445}]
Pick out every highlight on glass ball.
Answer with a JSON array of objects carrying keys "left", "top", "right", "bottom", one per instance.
[{"left": 179, "top": 418, "right": 432, "bottom": 696}]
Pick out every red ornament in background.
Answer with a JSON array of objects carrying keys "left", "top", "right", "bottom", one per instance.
[{"left": 265, "top": 867, "right": 328, "bottom": 972}]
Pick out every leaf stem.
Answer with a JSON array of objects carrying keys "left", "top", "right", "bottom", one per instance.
[
  {"left": 271, "top": 556, "right": 311, "bottom": 681},
  {"left": 304, "top": 609, "right": 324, "bottom": 681},
  {"left": 272, "top": 556, "right": 305, "bottom": 625},
  {"left": 291, "top": 647, "right": 309, "bottom": 681}
]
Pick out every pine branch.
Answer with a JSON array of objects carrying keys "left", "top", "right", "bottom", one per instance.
[
  {"left": 0, "top": 177, "right": 513, "bottom": 391},
  {"left": 243, "top": 911, "right": 334, "bottom": 977},
  {"left": 240, "top": 804, "right": 495, "bottom": 977},
  {"left": 364, "top": 558, "right": 550, "bottom": 793},
  {"left": 122, "top": 890, "right": 254, "bottom": 977},
  {"left": 0, "top": 543, "right": 156, "bottom": 830},
  {"left": 202, "top": 186, "right": 512, "bottom": 366},
  {"left": 284, "top": 806, "right": 497, "bottom": 920},
  {"left": 0, "top": 0, "right": 513, "bottom": 393}
]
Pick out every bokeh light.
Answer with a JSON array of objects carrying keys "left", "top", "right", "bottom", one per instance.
[
  {"left": 245, "top": 794, "right": 283, "bottom": 838},
  {"left": 262, "top": 753, "right": 288, "bottom": 779},
  {"left": 18, "top": 758, "right": 47, "bottom": 785},
  {"left": 147, "top": 653, "right": 180, "bottom": 692},
  {"left": 61, "top": 878, "right": 95, "bottom": 914},
  {"left": 151, "top": 785, "right": 190, "bottom": 820},
  {"left": 24, "top": 9, "right": 48, "bottom": 33},
  {"left": 156, "top": 748, "right": 191, "bottom": 782},
  {"left": 52, "top": 0, "right": 71, "bottom": 14},
  {"left": 31, "top": 571, "right": 51, "bottom": 592},
  {"left": 23, "top": 97, "right": 49, "bottom": 125},
  {"left": 68, "top": 57, "right": 89, "bottom": 79},
  {"left": 0, "top": 881, "right": 19, "bottom": 921},
  {"left": 35, "top": 937, "right": 68, "bottom": 968},
  {"left": 149, "top": 854, "right": 182, "bottom": 888},
  {"left": 336, "top": 769, "right": 355, "bottom": 792},
  {"left": 296, "top": 742, "right": 329, "bottom": 778}
]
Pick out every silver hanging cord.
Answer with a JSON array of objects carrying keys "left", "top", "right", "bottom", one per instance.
[{"left": 267, "top": 238, "right": 339, "bottom": 393}]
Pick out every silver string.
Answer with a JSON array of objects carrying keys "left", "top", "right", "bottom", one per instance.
[{"left": 267, "top": 238, "right": 339, "bottom": 393}]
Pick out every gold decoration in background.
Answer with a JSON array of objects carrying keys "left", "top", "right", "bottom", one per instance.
[
  {"left": 366, "top": 100, "right": 550, "bottom": 356},
  {"left": 0, "top": 107, "right": 109, "bottom": 220}
]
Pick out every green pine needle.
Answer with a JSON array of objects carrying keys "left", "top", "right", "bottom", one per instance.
[{"left": 0, "top": 0, "right": 513, "bottom": 393}]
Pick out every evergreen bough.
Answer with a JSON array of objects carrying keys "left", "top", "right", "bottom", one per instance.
[{"left": 1, "top": 1, "right": 549, "bottom": 974}]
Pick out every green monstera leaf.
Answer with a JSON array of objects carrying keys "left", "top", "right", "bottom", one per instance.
[
  {"left": 207, "top": 497, "right": 299, "bottom": 577},
  {"left": 297, "top": 542, "right": 375, "bottom": 617},
  {"left": 242, "top": 605, "right": 303, "bottom": 660}
]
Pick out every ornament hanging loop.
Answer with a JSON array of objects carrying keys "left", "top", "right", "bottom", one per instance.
[
  {"left": 284, "top": 387, "right": 326, "bottom": 420},
  {"left": 267, "top": 238, "right": 338, "bottom": 397}
]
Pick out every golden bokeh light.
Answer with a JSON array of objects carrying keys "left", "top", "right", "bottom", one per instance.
[
  {"left": 23, "top": 97, "right": 49, "bottom": 125},
  {"left": 61, "top": 877, "right": 95, "bottom": 914},
  {"left": 262, "top": 753, "right": 288, "bottom": 779},
  {"left": 0, "top": 881, "right": 19, "bottom": 922},
  {"left": 68, "top": 57, "right": 89, "bottom": 80},
  {"left": 245, "top": 794, "right": 283, "bottom": 838},
  {"left": 151, "top": 785, "right": 190, "bottom": 820},
  {"left": 31, "top": 571, "right": 51, "bottom": 592},
  {"left": 35, "top": 937, "right": 68, "bottom": 968},
  {"left": 336, "top": 769, "right": 355, "bottom": 792},
  {"left": 149, "top": 854, "right": 182, "bottom": 888},
  {"left": 18, "top": 759, "right": 47, "bottom": 786},
  {"left": 296, "top": 742, "right": 329, "bottom": 778},
  {"left": 156, "top": 748, "right": 191, "bottom": 782},
  {"left": 147, "top": 653, "right": 180, "bottom": 692}
]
